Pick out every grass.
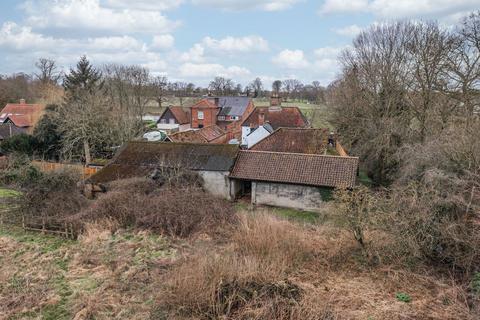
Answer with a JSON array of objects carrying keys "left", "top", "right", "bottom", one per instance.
[
  {"left": 0, "top": 224, "right": 177, "bottom": 320},
  {"left": 0, "top": 188, "right": 21, "bottom": 198},
  {"left": 0, "top": 207, "right": 476, "bottom": 319}
]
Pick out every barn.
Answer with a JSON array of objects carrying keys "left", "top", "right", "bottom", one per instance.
[
  {"left": 87, "top": 141, "right": 239, "bottom": 199},
  {"left": 229, "top": 150, "right": 359, "bottom": 212}
]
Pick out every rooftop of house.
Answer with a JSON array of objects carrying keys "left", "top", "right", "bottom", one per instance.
[
  {"left": 250, "top": 128, "right": 330, "bottom": 154},
  {"left": 4, "top": 115, "right": 33, "bottom": 128},
  {"left": 0, "top": 100, "right": 45, "bottom": 128},
  {"left": 230, "top": 150, "right": 359, "bottom": 188},
  {"left": 159, "top": 106, "right": 190, "bottom": 124},
  {"left": 88, "top": 141, "right": 239, "bottom": 184},
  {"left": 169, "top": 125, "right": 226, "bottom": 144},
  {"left": 241, "top": 106, "right": 309, "bottom": 130},
  {"left": 191, "top": 98, "right": 219, "bottom": 109},
  {"left": 212, "top": 97, "right": 252, "bottom": 117}
]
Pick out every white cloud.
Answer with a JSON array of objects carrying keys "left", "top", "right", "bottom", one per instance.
[
  {"left": 202, "top": 35, "right": 269, "bottom": 53},
  {"left": 0, "top": 22, "right": 56, "bottom": 51},
  {"left": 320, "top": 0, "right": 479, "bottom": 20},
  {"left": 24, "top": 0, "right": 180, "bottom": 34},
  {"left": 272, "top": 49, "right": 309, "bottom": 69},
  {"left": 151, "top": 34, "right": 175, "bottom": 50},
  {"left": 104, "top": 0, "right": 184, "bottom": 11},
  {"left": 178, "top": 63, "right": 250, "bottom": 78},
  {"left": 180, "top": 43, "right": 205, "bottom": 62},
  {"left": 334, "top": 24, "right": 363, "bottom": 37},
  {"left": 191, "top": 0, "right": 302, "bottom": 11}
]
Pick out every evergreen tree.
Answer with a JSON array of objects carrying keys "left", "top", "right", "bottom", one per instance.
[{"left": 63, "top": 55, "right": 102, "bottom": 98}]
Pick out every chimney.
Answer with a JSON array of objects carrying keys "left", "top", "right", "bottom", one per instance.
[
  {"left": 19, "top": 99, "right": 26, "bottom": 104},
  {"left": 270, "top": 94, "right": 281, "bottom": 107},
  {"left": 214, "top": 97, "right": 220, "bottom": 106},
  {"left": 258, "top": 111, "right": 265, "bottom": 126}
]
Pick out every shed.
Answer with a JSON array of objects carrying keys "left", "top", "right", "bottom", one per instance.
[
  {"left": 230, "top": 150, "right": 359, "bottom": 212},
  {"left": 88, "top": 141, "right": 239, "bottom": 199}
]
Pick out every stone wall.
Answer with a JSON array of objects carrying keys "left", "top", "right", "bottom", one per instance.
[
  {"left": 252, "top": 181, "right": 329, "bottom": 212},
  {"left": 199, "top": 171, "right": 231, "bottom": 200}
]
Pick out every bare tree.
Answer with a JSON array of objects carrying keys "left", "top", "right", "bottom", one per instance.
[
  {"left": 151, "top": 76, "right": 168, "bottom": 107},
  {"left": 35, "top": 58, "right": 62, "bottom": 85},
  {"left": 249, "top": 77, "right": 263, "bottom": 98},
  {"left": 272, "top": 80, "right": 282, "bottom": 95},
  {"left": 208, "top": 77, "right": 234, "bottom": 95}
]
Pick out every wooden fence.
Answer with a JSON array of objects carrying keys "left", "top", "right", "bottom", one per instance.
[{"left": 32, "top": 161, "right": 101, "bottom": 179}]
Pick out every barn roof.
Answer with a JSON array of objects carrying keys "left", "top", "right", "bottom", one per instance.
[
  {"left": 230, "top": 150, "right": 359, "bottom": 188},
  {"left": 88, "top": 141, "right": 239, "bottom": 184},
  {"left": 160, "top": 106, "right": 190, "bottom": 124},
  {"left": 241, "top": 107, "right": 308, "bottom": 130},
  {"left": 250, "top": 128, "right": 330, "bottom": 154},
  {"left": 0, "top": 102, "right": 45, "bottom": 128}
]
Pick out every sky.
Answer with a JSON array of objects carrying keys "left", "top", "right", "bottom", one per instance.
[{"left": 0, "top": 0, "right": 478, "bottom": 87}]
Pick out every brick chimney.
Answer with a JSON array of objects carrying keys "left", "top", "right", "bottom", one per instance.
[
  {"left": 19, "top": 99, "right": 26, "bottom": 104},
  {"left": 258, "top": 111, "right": 265, "bottom": 126},
  {"left": 270, "top": 94, "right": 281, "bottom": 107}
]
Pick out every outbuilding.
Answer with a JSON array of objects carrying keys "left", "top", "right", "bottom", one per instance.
[
  {"left": 230, "top": 150, "right": 359, "bottom": 212},
  {"left": 87, "top": 141, "right": 239, "bottom": 199}
]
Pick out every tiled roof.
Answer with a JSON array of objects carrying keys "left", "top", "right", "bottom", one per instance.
[
  {"left": 251, "top": 128, "right": 329, "bottom": 154},
  {"left": 5, "top": 115, "right": 33, "bottom": 127},
  {"left": 230, "top": 150, "right": 359, "bottom": 188},
  {"left": 192, "top": 98, "right": 219, "bottom": 109},
  {"left": 214, "top": 97, "right": 252, "bottom": 117},
  {"left": 0, "top": 102, "right": 45, "bottom": 128},
  {"left": 168, "top": 106, "right": 190, "bottom": 124},
  {"left": 169, "top": 125, "right": 226, "bottom": 143},
  {"left": 88, "top": 141, "right": 239, "bottom": 184},
  {"left": 241, "top": 107, "right": 308, "bottom": 130},
  {"left": 0, "top": 123, "right": 26, "bottom": 139}
]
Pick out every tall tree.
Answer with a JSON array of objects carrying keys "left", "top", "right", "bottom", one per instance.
[
  {"left": 272, "top": 80, "right": 282, "bottom": 95},
  {"left": 63, "top": 55, "right": 102, "bottom": 98},
  {"left": 250, "top": 77, "right": 263, "bottom": 98},
  {"left": 34, "top": 58, "right": 62, "bottom": 85}
]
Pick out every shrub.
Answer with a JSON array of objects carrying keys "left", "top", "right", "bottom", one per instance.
[
  {"left": 333, "top": 186, "right": 379, "bottom": 249},
  {"left": 395, "top": 292, "right": 412, "bottom": 303},
  {"left": 0, "top": 134, "right": 39, "bottom": 156},
  {"left": 19, "top": 168, "right": 88, "bottom": 230},
  {"left": 0, "top": 153, "right": 42, "bottom": 187},
  {"left": 73, "top": 179, "right": 235, "bottom": 238}
]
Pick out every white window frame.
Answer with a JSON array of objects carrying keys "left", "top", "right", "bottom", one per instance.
[{"left": 198, "top": 111, "right": 204, "bottom": 120}]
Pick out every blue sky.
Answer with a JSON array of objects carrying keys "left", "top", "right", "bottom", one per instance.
[{"left": 0, "top": 0, "right": 478, "bottom": 87}]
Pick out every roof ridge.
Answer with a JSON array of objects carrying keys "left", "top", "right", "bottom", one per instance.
[
  {"left": 129, "top": 140, "right": 236, "bottom": 147},
  {"left": 239, "top": 149, "right": 358, "bottom": 160}
]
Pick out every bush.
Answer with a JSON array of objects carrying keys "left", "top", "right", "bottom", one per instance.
[
  {"left": 0, "top": 154, "right": 42, "bottom": 187},
  {"left": 0, "top": 134, "right": 39, "bottom": 156},
  {"left": 19, "top": 168, "right": 88, "bottom": 229},
  {"left": 73, "top": 178, "right": 235, "bottom": 238}
]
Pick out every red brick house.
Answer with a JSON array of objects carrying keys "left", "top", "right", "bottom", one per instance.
[
  {"left": 191, "top": 99, "right": 219, "bottom": 129},
  {"left": 190, "top": 97, "right": 255, "bottom": 140}
]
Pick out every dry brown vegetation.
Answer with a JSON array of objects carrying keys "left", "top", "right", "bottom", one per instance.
[{"left": 2, "top": 209, "right": 476, "bottom": 320}]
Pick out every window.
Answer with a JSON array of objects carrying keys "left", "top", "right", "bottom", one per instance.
[
  {"left": 198, "top": 111, "right": 204, "bottom": 120},
  {"left": 218, "top": 116, "right": 225, "bottom": 121},
  {"left": 169, "top": 118, "right": 175, "bottom": 124},
  {"left": 160, "top": 119, "right": 166, "bottom": 124}
]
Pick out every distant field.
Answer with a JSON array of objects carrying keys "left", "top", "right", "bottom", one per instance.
[{"left": 145, "top": 97, "right": 333, "bottom": 129}]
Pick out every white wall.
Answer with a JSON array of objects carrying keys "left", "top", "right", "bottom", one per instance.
[
  {"left": 199, "top": 171, "right": 232, "bottom": 200},
  {"left": 252, "top": 181, "right": 326, "bottom": 212},
  {"left": 241, "top": 126, "right": 271, "bottom": 149}
]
